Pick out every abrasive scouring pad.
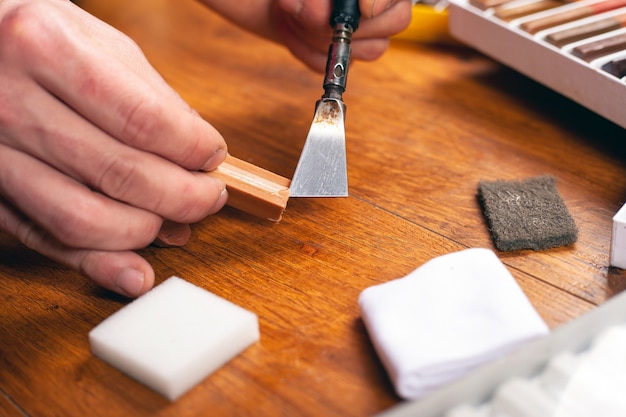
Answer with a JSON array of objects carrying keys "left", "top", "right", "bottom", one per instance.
[{"left": 478, "top": 175, "right": 578, "bottom": 252}]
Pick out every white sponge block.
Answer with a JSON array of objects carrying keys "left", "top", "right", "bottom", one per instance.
[
  {"left": 611, "top": 203, "right": 626, "bottom": 269},
  {"left": 89, "top": 276, "right": 259, "bottom": 400}
]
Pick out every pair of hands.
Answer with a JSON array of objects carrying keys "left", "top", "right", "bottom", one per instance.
[{"left": 0, "top": 0, "right": 412, "bottom": 297}]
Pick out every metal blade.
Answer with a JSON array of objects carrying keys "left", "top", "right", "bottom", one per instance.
[{"left": 289, "top": 98, "right": 348, "bottom": 197}]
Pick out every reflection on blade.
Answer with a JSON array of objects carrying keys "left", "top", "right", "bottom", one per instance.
[{"left": 289, "top": 98, "right": 348, "bottom": 198}]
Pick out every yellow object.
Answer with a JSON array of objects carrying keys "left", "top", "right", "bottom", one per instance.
[{"left": 393, "top": 4, "right": 456, "bottom": 44}]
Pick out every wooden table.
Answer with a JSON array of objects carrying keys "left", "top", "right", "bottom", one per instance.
[{"left": 2, "top": 1, "right": 625, "bottom": 416}]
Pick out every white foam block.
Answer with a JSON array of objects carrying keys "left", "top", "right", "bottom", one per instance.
[
  {"left": 611, "top": 203, "right": 626, "bottom": 269},
  {"left": 89, "top": 276, "right": 259, "bottom": 400}
]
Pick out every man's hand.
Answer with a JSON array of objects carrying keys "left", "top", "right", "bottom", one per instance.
[
  {"left": 274, "top": 0, "right": 413, "bottom": 71},
  {"left": 0, "top": 0, "right": 228, "bottom": 297},
  {"left": 202, "top": 0, "right": 413, "bottom": 72}
]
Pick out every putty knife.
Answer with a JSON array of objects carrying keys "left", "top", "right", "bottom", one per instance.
[{"left": 289, "top": 0, "right": 361, "bottom": 197}]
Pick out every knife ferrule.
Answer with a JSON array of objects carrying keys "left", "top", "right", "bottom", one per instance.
[{"left": 323, "top": 23, "right": 354, "bottom": 101}]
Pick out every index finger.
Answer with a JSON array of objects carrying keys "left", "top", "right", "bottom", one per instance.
[{"left": 12, "top": 1, "right": 226, "bottom": 171}]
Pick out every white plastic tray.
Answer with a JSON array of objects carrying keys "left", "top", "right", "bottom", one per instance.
[{"left": 446, "top": 0, "right": 626, "bottom": 129}]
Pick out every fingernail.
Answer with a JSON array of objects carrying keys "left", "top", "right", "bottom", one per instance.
[
  {"left": 201, "top": 148, "right": 227, "bottom": 172},
  {"left": 209, "top": 185, "right": 228, "bottom": 214},
  {"left": 116, "top": 268, "right": 145, "bottom": 297},
  {"left": 153, "top": 221, "right": 192, "bottom": 247}
]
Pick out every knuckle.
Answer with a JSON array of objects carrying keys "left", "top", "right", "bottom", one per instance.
[
  {"left": 0, "top": 88, "right": 20, "bottom": 129},
  {"left": 96, "top": 155, "right": 143, "bottom": 202},
  {"left": 12, "top": 216, "right": 40, "bottom": 250},
  {"left": 0, "top": 196, "right": 46, "bottom": 252},
  {"left": 119, "top": 96, "right": 161, "bottom": 146},
  {"left": 94, "top": 154, "right": 173, "bottom": 220},
  {"left": 118, "top": 99, "right": 216, "bottom": 171},
  {"left": 91, "top": 156, "right": 220, "bottom": 225},
  {"left": 117, "top": 35, "right": 145, "bottom": 60},
  {"left": 0, "top": 2, "right": 53, "bottom": 61}
]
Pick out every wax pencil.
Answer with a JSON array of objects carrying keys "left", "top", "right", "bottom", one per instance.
[
  {"left": 571, "top": 32, "right": 626, "bottom": 61},
  {"left": 546, "top": 13, "right": 626, "bottom": 46},
  {"left": 494, "top": 0, "right": 566, "bottom": 21},
  {"left": 521, "top": 0, "right": 626, "bottom": 34}
]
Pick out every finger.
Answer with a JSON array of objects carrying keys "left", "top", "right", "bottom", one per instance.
[
  {"left": 274, "top": 15, "right": 397, "bottom": 71},
  {"left": 361, "top": 0, "right": 412, "bottom": 19},
  {"left": 79, "top": 250, "right": 155, "bottom": 298},
  {"left": 0, "top": 80, "right": 227, "bottom": 224},
  {"left": 0, "top": 197, "right": 154, "bottom": 297},
  {"left": 275, "top": 12, "right": 329, "bottom": 72},
  {"left": 274, "top": 1, "right": 411, "bottom": 70},
  {"left": 354, "top": 1, "right": 413, "bottom": 39},
  {"left": 4, "top": 1, "right": 226, "bottom": 171},
  {"left": 278, "top": 0, "right": 411, "bottom": 42},
  {"left": 277, "top": 0, "right": 330, "bottom": 32},
  {"left": 351, "top": 38, "right": 391, "bottom": 62},
  {"left": 153, "top": 221, "right": 192, "bottom": 248},
  {"left": 0, "top": 144, "right": 163, "bottom": 250}
]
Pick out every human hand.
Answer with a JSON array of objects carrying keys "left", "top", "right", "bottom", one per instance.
[
  {"left": 202, "top": 0, "right": 413, "bottom": 72},
  {"left": 273, "top": 0, "right": 414, "bottom": 71},
  {"left": 0, "top": 0, "right": 228, "bottom": 297}
]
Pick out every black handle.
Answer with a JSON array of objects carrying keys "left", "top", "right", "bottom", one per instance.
[{"left": 330, "top": 0, "right": 361, "bottom": 31}]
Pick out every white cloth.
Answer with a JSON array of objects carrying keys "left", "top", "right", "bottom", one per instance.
[{"left": 358, "top": 248, "right": 549, "bottom": 400}]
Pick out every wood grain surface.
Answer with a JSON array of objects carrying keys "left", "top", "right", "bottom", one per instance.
[{"left": 2, "top": 0, "right": 626, "bottom": 416}]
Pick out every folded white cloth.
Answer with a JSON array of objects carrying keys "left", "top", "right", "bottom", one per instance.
[{"left": 358, "top": 248, "right": 549, "bottom": 400}]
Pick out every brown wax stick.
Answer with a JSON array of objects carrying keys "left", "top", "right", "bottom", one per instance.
[
  {"left": 521, "top": 7, "right": 593, "bottom": 33},
  {"left": 545, "top": 14, "right": 626, "bottom": 47},
  {"left": 521, "top": 0, "right": 626, "bottom": 34},
  {"left": 571, "top": 32, "right": 626, "bottom": 61},
  {"left": 208, "top": 155, "right": 290, "bottom": 223},
  {"left": 494, "top": 0, "right": 563, "bottom": 22},
  {"left": 469, "top": 0, "right": 514, "bottom": 11}
]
